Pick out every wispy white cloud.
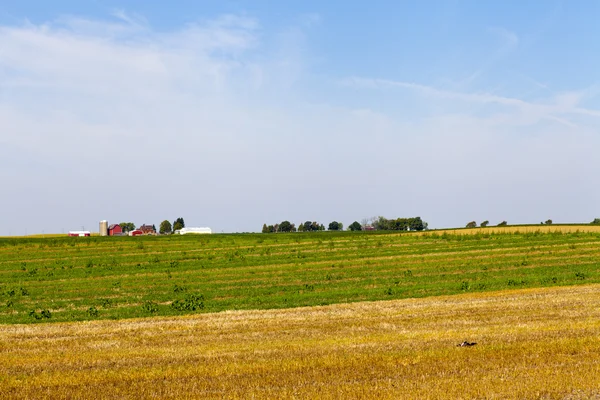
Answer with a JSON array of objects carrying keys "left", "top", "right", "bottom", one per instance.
[
  {"left": 0, "top": 12, "right": 598, "bottom": 235},
  {"left": 342, "top": 76, "right": 600, "bottom": 127},
  {"left": 520, "top": 74, "right": 549, "bottom": 90},
  {"left": 442, "top": 26, "right": 520, "bottom": 91},
  {"left": 488, "top": 26, "right": 519, "bottom": 49},
  {"left": 111, "top": 9, "right": 148, "bottom": 30},
  {"left": 299, "top": 13, "right": 321, "bottom": 27},
  {"left": 0, "top": 13, "right": 396, "bottom": 234}
]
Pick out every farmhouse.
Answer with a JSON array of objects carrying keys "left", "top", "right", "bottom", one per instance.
[
  {"left": 176, "top": 227, "right": 212, "bottom": 235},
  {"left": 108, "top": 224, "right": 123, "bottom": 236},
  {"left": 139, "top": 225, "right": 156, "bottom": 235},
  {"left": 68, "top": 231, "right": 91, "bottom": 237}
]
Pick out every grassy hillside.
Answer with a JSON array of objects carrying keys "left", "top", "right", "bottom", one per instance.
[
  {"left": 2, "top": 285, "right": 600, "bottom": 399},
  {"left": 1, "top": 228, "right": 599, "bottom": 324}
]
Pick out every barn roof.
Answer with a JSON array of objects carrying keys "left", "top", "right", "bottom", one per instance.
[{"left": 108, "top": 224, "right": 120, "bottom": 230}]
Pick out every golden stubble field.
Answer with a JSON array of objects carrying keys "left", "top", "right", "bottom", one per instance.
[
  {"left": 425, "top": 224, "right": 600, "bottom": 235},
  {"left": 2, "top": 285, "right": 600, "bottom": 399}
]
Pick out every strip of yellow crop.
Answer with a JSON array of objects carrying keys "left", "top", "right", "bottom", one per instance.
[
  {"left": 425, "top": 224, "right": 600, "bottom": 235},
  {"left": 2, "top": 285, "right": 600, "bottom": 399}
]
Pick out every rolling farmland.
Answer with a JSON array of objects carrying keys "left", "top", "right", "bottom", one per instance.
[
  {"left": 2, "top": 227, "right": 600, "bottom": 398},
  {"left": 0, "top": 228, "right": 599, "bottom": 324}
]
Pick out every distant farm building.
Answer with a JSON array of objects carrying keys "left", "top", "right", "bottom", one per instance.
[
  {"left": 108, "top": 224, "right": 123, "bottom": 236},
  {"left": 128, "top": 229, "right": 143, "bottom": 236},
  {"left": 139, "top": 224, "right": 156, "bottom": 234},
  {"left": 176, "top": 227, "right": 212, "bottom": 235},
  {"left": 68, "top": 231, "right": 91, "bottom": 237}
]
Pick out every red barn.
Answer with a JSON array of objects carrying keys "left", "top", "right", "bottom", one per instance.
[
  {"left": 108, "top": 224, "right": 123, "bottom": 236},
  {"left": 68, "top": 231, "right": 91, "bottom": 237},
  {"left": 129, "top": 229, "right": 143, "bottom": 236}
]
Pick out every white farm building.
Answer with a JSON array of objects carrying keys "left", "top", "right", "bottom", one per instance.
[
  {"left": 176, "top": 227, "right": 212, "bottom": 235},
  {"left": 68, "top": 231, "right": 91, "bottom": 237}
]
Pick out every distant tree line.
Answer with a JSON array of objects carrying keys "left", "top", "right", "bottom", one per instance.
[
  {"left": 371, "top": 216, "right": 426, "bottom": 231},
  {"left": 465, "top": 220, "right": 507, "bottom": 228},
  {"left": 299, "top": 221, "right": 325, "bottom": 232},
  {"left": 262, "top": 221, "right": 325, "bottom": 233},
  {"left": 463, "top": 219, "right": 600, "bottom": 228},
  {"left": 262, "top": 221, "right": 294, "bottom": 233},
  {"left": 261, "top": 216, "right": 427, "bottom": 233},
  {"left": 466, "top": 220, "right": 515, "bottom": 228}
]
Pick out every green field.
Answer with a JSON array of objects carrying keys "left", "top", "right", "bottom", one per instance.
[{"left": 1, "top": 230, "right": 599, "bottom": 324}]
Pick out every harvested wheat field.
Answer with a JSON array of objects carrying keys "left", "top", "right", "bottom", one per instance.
[
  {"left": 2, "top": 284, "right": 600, "bottom": 399},
  {"left": 427, "top": 224, "right": 600, "bottom": 235}
]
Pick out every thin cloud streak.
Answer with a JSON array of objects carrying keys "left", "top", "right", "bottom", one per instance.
[
  {"left": 342, "top": 77, "right": 600, "bottom": 127},
  {"left": 488, "top": 26, "right": 519, "bottom": 49}
]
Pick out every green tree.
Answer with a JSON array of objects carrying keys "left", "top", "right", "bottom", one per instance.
[
  {"left": 301, "top": 221, "right": 324, "bottom": 232},
  {"left": 373, "top": 216, "right": 389, "bottom": 231},
  {"left": 262, "top": 224, "right": 269, "bottom": 233},
  {"left": 480, "top": 220, "right": 489, "bottom": 228},
  {"left": 466, "top": 221, "right": 477, "bottom": 228},
  {"left": 159, "top": 220, "right": 172, "bottom": 234},
  {"left": 298, "top": 223, "right": 305, "bottom": 232},
  {"left": 391, "top": 218, "right": 409, "bottom": 231},
  {"left": 545, "top": 219, "right": 553, "bottom": 225},
  {"left": 119, "top": 222, "right": 135, "bottom": 233},
  {"left": 408, "top": 217, "right": 425, "bottom": 231},
  {"left": 348, "top": 221, "right": 362, "bottom": 231},
  {"left": 371, "top": 216, "right": 426, "bottom": 231},
  {"left": 592, "top": 218, "right": 600, "bottom": 225},
  {"left": 173, "top": 217, "right": 185, "bottom": 232},
  {"left": 328, "top": 221, "right": 341, "bottom": 231},
  {"left": 497, "top": 221, "right": 508, "bottom": 227},
  {"left": 279, "top": 221, "right": 293, "bottom": 232}
]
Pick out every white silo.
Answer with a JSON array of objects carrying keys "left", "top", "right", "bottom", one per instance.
[{"left": 99, "top": 220, "right": 108, "bottom": 236}]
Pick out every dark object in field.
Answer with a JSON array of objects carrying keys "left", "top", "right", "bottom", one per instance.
[{"left": 457, "top": 341, "right": 477, "bottom": 347}]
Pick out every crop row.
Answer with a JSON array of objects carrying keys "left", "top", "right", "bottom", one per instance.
[{"left": 0, "top": 231, "right": 599, "bottom": 323}]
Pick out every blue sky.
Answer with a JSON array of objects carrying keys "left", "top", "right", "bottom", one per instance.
[{"left": 1, "top": 1, "right": 599, "bottom": 235}]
